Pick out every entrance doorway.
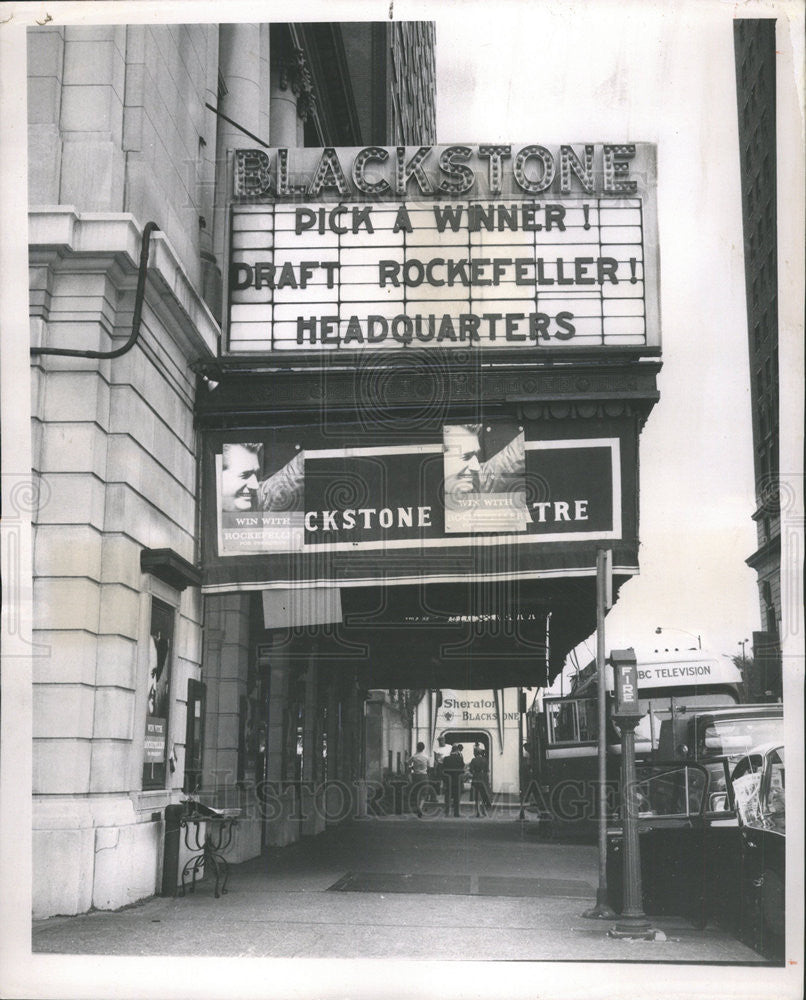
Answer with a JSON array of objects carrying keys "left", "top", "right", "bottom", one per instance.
[{"left": 441, "top": 730, "right": 492, "bottom": 784}]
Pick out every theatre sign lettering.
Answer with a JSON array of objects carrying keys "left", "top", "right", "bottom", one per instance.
[
  {"left": 201, "top": 417, "right": 639, "bottom": 591},
  {"left": 226, "top": 143, "right": 659, "bottom": 355},
  {"left": 215, "top": 425, "right": 620, "bottom": 557}
]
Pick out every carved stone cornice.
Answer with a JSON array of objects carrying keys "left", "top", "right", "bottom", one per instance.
[{"left": 195, "top": 358, "right": 661, "bottom": 428}]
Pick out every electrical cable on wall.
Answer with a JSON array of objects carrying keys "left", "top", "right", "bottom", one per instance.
[{"left": 30, "top": 222, "right": 159, "bottom": 360}]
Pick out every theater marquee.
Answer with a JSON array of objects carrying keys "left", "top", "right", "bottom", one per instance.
[
  {"left": 203, "top": 419, "right": 632, "bottom": 591},
  {"left": 226, "top": 143, "right": 659, "bottom": 356}
]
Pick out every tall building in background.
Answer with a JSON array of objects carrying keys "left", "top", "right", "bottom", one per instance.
[{"left": 733, "top": 19, "right": 782, "bottom": 700}]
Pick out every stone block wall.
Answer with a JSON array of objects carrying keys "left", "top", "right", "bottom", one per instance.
[
  {"left": 27, "top": 25, "right": 219, "bottom": 296},
  {"left": 29, "top": 210, "right": 217, "bottom": 915}
]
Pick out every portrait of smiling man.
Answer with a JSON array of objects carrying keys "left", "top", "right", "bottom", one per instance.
[
  {"left": 443, "top": 424, "right": 486, "bottom": 496},
  {"left": 218, "top": 441, "right": 307, "bottom": 555},
  {"left": 442, "top": 424, "right": 529, "bottom": 533},
  {"left": 221, "top": 442, "right": 263, "bottom": 512}
]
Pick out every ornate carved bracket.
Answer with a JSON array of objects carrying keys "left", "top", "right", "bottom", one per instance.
[{"left": 278, "top": 46, "right": 317, "bottom": 123}]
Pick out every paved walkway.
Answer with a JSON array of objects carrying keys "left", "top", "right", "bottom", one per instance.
[{"left": 32, "top": 809, "right": 767, "bottom": 966}]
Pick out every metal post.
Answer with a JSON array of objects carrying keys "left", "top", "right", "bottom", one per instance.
[
  {"left": 161, "top": 803, "right": 185, "bottom": 897},
  {"left": 583, "top": 548, "right": 615, "bottom": 918},
  {"left": 518, "top": 686, "right": 525, "bottom": 820},
  {"left": 610, "top": 721, "right": 653, "bottom": 937},
  {"left": 739, "top": 638, "right": 750, "bottom": 700}
]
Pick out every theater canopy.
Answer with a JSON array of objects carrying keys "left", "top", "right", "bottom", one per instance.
[
  {"left": 201, "top": 412, "right": 642, "bottom": 686},
  {"left": 259, "top": 577, "right": 631, "bottom": 690}
]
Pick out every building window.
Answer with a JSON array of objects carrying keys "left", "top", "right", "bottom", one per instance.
[
  {"left": 759, "top": 444, "right": 771, "bottom": 480},
  {"left": 143, "top": 598, "right": 175, "bottom": 790},
  {"left": 184, "top": 679, "right": 206, "bottom": 794},
  {"left": 238, "top": 657, "right": 264, "bottom": 786},
  {"left": 282, "top": 674, "right": 306, "bottom": 782}
]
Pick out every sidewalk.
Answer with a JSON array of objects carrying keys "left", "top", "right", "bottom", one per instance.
[{"left": 32, "top": 809, "right": 768, "bottom": 965}]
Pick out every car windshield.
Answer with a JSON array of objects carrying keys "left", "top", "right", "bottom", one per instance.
[
  {"left": 631, "top": 693, "right": 737, "bottom": 750},
  {"left": 634, "top": 765, "right": 707, "bottom": 817},
  {"left": 701, "top": 717, "right": 783, "bottom": 755}
]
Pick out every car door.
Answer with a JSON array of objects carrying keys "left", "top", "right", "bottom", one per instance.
[
  {"left": 702, "top": 758, "right": 743, "bottom": 929},
  {"left": 608, "top": 763, "right": 709, "bottom": 919},
  {"left": 740, "top": 746, "right": 785, "bottom": 955}
]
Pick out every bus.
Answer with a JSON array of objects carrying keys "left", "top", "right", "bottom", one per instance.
[
  {"left": 526, "top": 648, "right": 745, "bottom": 827},
  {"left": 412, "top": 687, "right": 535, "bottom": 798}
]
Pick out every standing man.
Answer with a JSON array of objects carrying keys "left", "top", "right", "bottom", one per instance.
[
  {"left": 469, "top": 747, "right": 492, "bottom": 817},
  {"left": 442, "top": 743, "right": 466, "bottom": 817},
  {"left": 408, "top": 741, "right": 430, "bottom": 818},
  {"left": 433, "top": 735, "right": 451, "bottom": 784},
  {"left": 520, "top": 741, "right": 533, "bottom": 809}
]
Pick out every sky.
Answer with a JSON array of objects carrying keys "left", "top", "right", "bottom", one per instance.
[{"left": 433, "top": 0, "right": 770, "bottom": 671}]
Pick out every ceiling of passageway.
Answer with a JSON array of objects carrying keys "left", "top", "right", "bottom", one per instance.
[{"left": 304, "top": 578, "right": 628, "bottom": 690}]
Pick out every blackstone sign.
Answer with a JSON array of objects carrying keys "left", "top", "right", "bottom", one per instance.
[
  {"left": 202, "top": 417, "right": 637, "bottom": 591},
  {"left": 226, "top": 143, "right": 659, "bottom": 355}
]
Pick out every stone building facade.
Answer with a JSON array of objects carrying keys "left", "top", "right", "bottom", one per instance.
[
  {"left": 27, "top": 20, "right": 436, "bottom": 918},
  {"left": 26, "top": 17, "right": 664, "bottom": 924}
]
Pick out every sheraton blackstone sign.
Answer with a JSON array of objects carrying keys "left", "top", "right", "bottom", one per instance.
[{"left": 226, "top": 143, "right": 659, "bottom": 356}]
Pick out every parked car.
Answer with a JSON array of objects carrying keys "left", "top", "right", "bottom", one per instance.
[
  {"left": 655, "top": 702, "right": 783, "bottom": 761},
  {"left": 606, "top": 761, "right": 712, "bottom": 923},
  {"left": 606, "top": 742, "right": 785, "bottom": 959},
  {"left": 712, "top": 743, "right": 785, "bottom": 958}
]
